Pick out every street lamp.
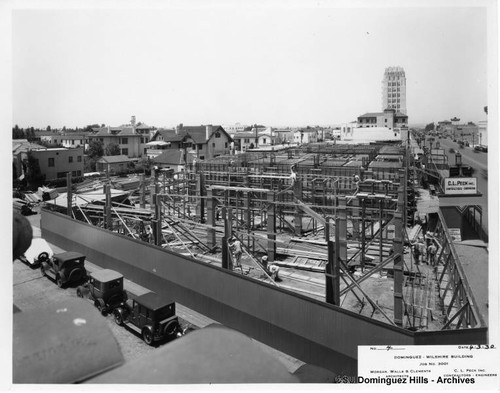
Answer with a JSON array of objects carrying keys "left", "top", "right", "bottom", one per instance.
[{"left": 455, "top": 152, "right": 462, "bottom": 177}]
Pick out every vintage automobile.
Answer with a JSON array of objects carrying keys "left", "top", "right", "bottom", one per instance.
[
  {"left": 76, "top": 269, "right": 128, "bottom": 315},
  {"left": 113, "top": 292, "right": 182, "bottom": 345},
  {"left": 19, "top": 238, "right": 53, "bottom": 268},
  {"left": 40, "top": 251, "right": 87, "bottom": 288}
]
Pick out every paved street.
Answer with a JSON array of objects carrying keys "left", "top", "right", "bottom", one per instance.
[{"left": 426, "top": 137, "right": 489, "bottom": 231}]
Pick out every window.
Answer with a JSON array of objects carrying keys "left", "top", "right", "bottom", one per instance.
[
  {"left": 263, "top": 138, "right": 267, "bottom": 144},
  {"left": 200, "top": 156, "right": 205, "bottom": 160},
  {"left": 215, "top": 132, "right": 221, "bottom": 138},
  {"left": 57, "top": 171, "right": 67, "bottom": 178},
  {"left": 225, "top": 142, "right": 228, "bottom": 148},
  {"left": 69, "top": 156, "right": 73, "bottom": 163},
  {"left": 77, "top": 156, "right": 82, "bottom": 162},
  {"left": 212, "top": 142, "right": 215, "bottom": 148},
  {"left": 100, "top": 138, "right": 104, "bottom": 142},
  {"left": 144, "top": 148, "right": 147, "bottom": 154},
  {"left": 48, "top": 157, "right": 55, "bottom": 167},
  {"left": 121, "top": 137, "right": 128, "bottom": 144},
  {"left": 244, "top": 138, "right": 249, "bottom": 143},
  {"left": 385, "top": 119, "right": 387, "bottom": 123},
  {"left": 121, "top": 148, "right": 129, "bottom": 156},
  {"left": 72, "top": 171, "right": 77, "bottom": 177},
  {"left": 197, "top": 144, "right": 203, "bottom": 150},
  {"left": 77, "top": 170, "right": 82, "bottom": 176}
]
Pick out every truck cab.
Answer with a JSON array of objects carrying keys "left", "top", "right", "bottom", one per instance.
[
  {"left": 113, "top": 292, "right": 181, "bottom": 345},
  {"left": 76, "top": 269, "right": 127, "bottom": 315},
  {"left": 40, "top": 251, "right": 86, "bottom": 288}
]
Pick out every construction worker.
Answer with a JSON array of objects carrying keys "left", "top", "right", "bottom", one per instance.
[
  {"left": 353, "top": 174, "right": 361, "bottom": 193},
  {"left": 416, "top": 237, "right": 426, "bottom": 264},
  {"left": 268, "top": 262, "right": 280, "bottom": 281},
  {"left": 412, "top": 241, "right": 421, "bottom": 265},
  {"left": 261, "top": 255, "right": 269, "bottom": 271},
  {"left": 229, "top": 236, "right": 242, "bottom": 266},
  {"left": 290, "top": 165, "right": 297, "bottom": 186},
  {"left": 428, "top": 241, "right": 437, "bottom": 267}
]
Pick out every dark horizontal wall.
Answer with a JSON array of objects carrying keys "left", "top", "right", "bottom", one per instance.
[{"left": 41, "top": 209, "right": 486, "bottom": 374}]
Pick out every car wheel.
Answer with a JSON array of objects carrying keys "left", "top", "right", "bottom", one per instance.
[
  {"left": 37, "top": 252, "right": 49, "bottom": 263},
  {"left": 114, "top": 310, "right": 124, "bottom": 326},
  {"left": 142, "top": 328, "right": 153, "bottom": 345},
  {"left": 94, "top": 299, "right": 106, "bottom": 315},
  {"left": 164, "top": 320, "right": 179, "bottom": 337},
  {"left": 56, "top": 276, "right": 64, "bottom": 288}
]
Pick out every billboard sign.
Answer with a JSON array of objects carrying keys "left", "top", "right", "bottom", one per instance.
[{"left": 443, "top": 177, "right": 477, "bottom": 195}]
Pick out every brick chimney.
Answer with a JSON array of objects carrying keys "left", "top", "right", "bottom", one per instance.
[
  {"left": 175, "top": 123, "right": 183, "bottom": 135},
  {"left": 206, "top": 124, "right": 213, "bottom": 141}
]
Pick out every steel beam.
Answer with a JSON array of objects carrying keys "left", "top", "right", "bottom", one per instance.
[
  {"left": 393, "top": 170, "right": 405, "bottom": 327},
  {"left": 267, "top": 192, "right": 276, "bottom": 262},
  {"left": 206, "top": 188, "right": 216, "bottom": 249},
  {"left": 66, "top": 172, "right": 72, "bottom": 217}
]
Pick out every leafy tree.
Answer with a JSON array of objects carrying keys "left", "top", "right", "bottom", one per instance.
[
  {"left": 424, "top": 122, "right": 435, "bottom": 132},
  {"left": 105, "top": 142, "right": 120, "bottom": 156},
  {"left": 137, "top": 156, "right": 153, "bottom": 173},
  {"left": 85, "top": 124, "right": 101, "bottom": 132},
  {"left": 24, "top": 153, "right": 45, "bottom": 189},
  {"left": 87, "top": 139, "right": 104, "bottom": 159},
  {"left": 12, "top": 125, "right": 24, "bottom": 139},
  {"left": 46, "top": 125, "right": 51, "bottom": 132},
  {"left": 26, "top": 128, "right": 36, "bottom": 141}
]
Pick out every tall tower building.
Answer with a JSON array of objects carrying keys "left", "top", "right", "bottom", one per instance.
[{"left": 382, "top": 66, "right": 407, "bottom": 115}]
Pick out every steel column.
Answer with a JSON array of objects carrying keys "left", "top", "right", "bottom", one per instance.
[
  {"left": 66, "top": 172, "right": 72, "bottom": 217},
  {"left": 393, "top": 170, "right": 405, "bottom": 327},
  {"left": 206, "top": 188, "right": 216, "bottom": 250},
  {"left": 267, "top": 192, "right": 276, "bottom": 262}
]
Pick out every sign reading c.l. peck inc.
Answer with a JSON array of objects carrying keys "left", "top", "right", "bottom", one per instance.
[{"left": 444, "top": 177, "right": 477, "bottom": 195}]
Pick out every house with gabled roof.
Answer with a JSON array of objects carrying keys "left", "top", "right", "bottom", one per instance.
[
  {"left": 88, "top": 117, "right": 154, "bottom": 158},
  {"left": 96, "top": 155, "right": 134, "bottom": 175},
  {"left": 151, "top": 149, "right": 195, "bottom": 172},
  {"left": 293, "top": 128, "right": 319, "bottom": 144},
  {"left": 147, "top": 124, "right": 232, "bottom": 160}
]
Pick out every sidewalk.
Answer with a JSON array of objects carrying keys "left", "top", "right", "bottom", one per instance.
[{"left": 30, "top": 213, "right": 305, "bottom": 373}]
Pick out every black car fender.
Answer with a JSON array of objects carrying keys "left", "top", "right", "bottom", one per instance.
[
  {"left": 113, "top": 307, "right": 128, "bottom": 325},
  {"left": 76, "top": 285, "right": 90, "bottom": 299},
  {"left": 58, "top": 270, "right": 66, "bottom": 282}
]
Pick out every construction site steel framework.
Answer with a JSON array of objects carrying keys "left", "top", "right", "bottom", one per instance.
[{"left": 44, "top": 145, "right": 488, "bottom": 373}]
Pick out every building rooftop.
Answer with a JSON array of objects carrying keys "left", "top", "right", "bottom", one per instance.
[
  {"left": 12, "top": 140, "right": 46, "bottom": 154},
  {"left": 152, "top": 150, "right": 193, "bottom": 165},
  {"left": 97, "top": 155, "right": 133, "bottom": 164},
  {"left": 359, "top": 111, "right": 408, "bottom": 118},
  {"left": 154, "top": 126, "right": 230, "bottom": 144}
]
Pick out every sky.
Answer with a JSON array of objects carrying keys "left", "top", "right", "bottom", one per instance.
[{"left": 11, "top": 1, "right": 490, "bottom": 129}]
